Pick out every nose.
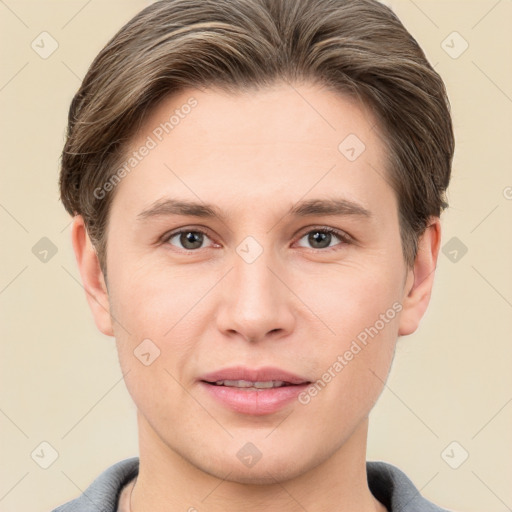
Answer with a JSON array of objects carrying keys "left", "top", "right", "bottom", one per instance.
[{"left": 215, "top": 243, "right": 296, "bottom": 344}]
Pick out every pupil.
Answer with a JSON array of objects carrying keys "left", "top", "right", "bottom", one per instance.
[
  {"left": 310, "top": 231, "right": 329, "bottom": 248},
  {"left": 182, "top": 231, "right": 202, "bottom": 249}
]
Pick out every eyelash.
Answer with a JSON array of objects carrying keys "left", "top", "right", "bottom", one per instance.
[{"left": 161, "top": 226, "right": 353, "bottom": 253}]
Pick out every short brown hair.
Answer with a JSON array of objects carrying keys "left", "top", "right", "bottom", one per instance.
[{"left": 60, "top": 0, "right": 454, "bottom": 276}]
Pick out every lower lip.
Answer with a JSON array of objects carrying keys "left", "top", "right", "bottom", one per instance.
[{"left": 199, "top": 381, "right": 309, "bottom": 415}]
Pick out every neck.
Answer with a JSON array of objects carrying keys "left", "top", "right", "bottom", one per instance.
[{"left": 130, "top": 414, "right": 386, "bottom": 512}]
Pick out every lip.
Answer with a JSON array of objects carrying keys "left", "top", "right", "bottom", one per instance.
[
  {"left": 200, "top": 366, "right": 309, "bottom": 385},
  {"left": 199, "top": 366, "right": 311, "bottom": 416}
]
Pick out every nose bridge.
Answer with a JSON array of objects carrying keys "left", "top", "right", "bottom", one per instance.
[
  {"left": 216, "top": 234, "right": 295, "bottom": 341},
  {"left": 235, "top": 248, "right": 276, "bottom": 304},
  {"left": 233, "top": 236, "right": 281, "bottom": 314}
]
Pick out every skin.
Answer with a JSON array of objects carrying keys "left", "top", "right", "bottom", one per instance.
[{"left": 71, "top": 82, "right": 441, "bottom": 512}]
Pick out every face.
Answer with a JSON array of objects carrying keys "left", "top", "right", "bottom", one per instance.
[{"left": 89, "top": 82, "right": 422, "bottom": 483}]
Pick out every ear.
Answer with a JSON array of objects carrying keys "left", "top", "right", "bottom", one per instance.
[
  {"left": 70, "top": 215, "right": 114, "bottom": 337},
  {"left": 398, "top": 217, "right": 441, "bottom": 336}
]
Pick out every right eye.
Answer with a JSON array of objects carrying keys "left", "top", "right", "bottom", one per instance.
[{"left": 163, "top": 228, "right": 216, "bottom": 251}]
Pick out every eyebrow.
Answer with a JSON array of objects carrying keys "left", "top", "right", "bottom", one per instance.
[{"left": 136, "top": 197, "right": 371, "bottom": 221}]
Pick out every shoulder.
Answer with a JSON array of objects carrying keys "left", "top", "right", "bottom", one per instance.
[
  {"left": 367, "top": 460, "right": 455, "bottom": 512},
  {"left": 50, "top": 457, "right": 139, "bottom": 512}
]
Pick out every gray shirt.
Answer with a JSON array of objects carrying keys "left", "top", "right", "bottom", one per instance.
[{"left": 51, "top": 457, "right": 453, "bottom": 511}]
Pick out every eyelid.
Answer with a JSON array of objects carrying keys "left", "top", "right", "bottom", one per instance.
[{"left": 295, "top": 225, "right": 353, "bottom": 241}]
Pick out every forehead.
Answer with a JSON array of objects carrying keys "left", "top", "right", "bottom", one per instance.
[
  {"left": 113, "top": 82, "right": 394, "bottom": 217},
  {"left": 134, "top": 82, "right": 381, "bottom": 156}
]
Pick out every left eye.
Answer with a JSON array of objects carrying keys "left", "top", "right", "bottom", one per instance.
[{"left": 296, "top": 228, "right": 349, "bottom": 250}]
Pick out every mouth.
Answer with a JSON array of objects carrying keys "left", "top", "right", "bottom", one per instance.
[
  {"left": 198, "top": 366, "right": 311, "bottom": 415},
  {"left": 202, "top": 379, "right": 304, "bottom": 390},
  {"left": 199, "top": 366, "right": 310, "bottom": 387}
]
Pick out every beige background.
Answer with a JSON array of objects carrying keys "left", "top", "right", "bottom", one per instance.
[{"left": 0, "top": 1, "right": 511, "bottom": 511}]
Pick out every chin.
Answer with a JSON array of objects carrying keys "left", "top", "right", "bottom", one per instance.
[{"left": 197, "top": 450, "right": 310, "bottom": 485}]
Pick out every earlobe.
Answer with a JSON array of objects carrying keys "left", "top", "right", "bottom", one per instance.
[
  {"left": 70, "top": 215, "right": 114, "bottom": 337},
  {"left": 398, "top": 218, "right": 441, "bottom": 336}
]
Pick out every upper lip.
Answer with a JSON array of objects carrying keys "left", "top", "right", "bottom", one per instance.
[{"left": 200, "top": 366, "right": 310, "bottom": 385}]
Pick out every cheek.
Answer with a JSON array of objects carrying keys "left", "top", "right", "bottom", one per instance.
[
  {"left": 109, "top": 257, "right": 213, "bottom": 338},
  {"left": 297, "top": 264, "right": 402, "bottom": 405},
  {"left": 298, "top": 313, "right": 398, "bottom": 436},
  {"left": 301, "top": 260, "right": 404, "bottom": 338},
  {"left": 108, "top": 262, "right": 222, "bottom": 419}
]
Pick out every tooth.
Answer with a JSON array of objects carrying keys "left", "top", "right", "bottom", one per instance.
[
  {"left": 223, "top": 380, "right": 253, "bottom": 387},
  {"left": 213, "top": 380, "right": 287, "bottom": 389},
  {"left": 254, "top": 381, "right": 285, "bottom": 388}
]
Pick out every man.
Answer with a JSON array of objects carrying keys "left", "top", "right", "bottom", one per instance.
[{"left": 54, "top": 0, "right": 455, "bottom": 510}]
